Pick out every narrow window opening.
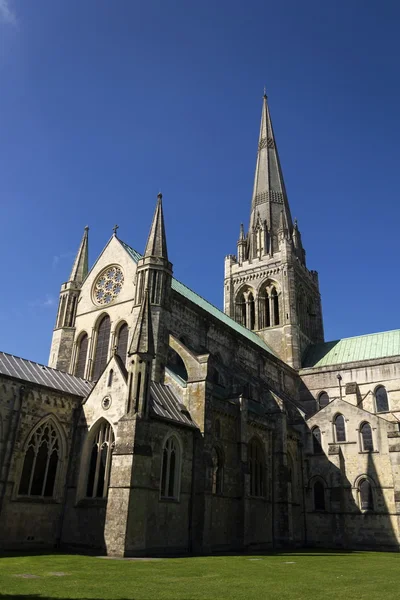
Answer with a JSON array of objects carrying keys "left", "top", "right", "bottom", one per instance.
[
  {"left": 359, "top": 479, "right": 374, "bottom": 511},
  {"left": 116, "top": 322, "right": 129, "bottom": 365},
  {"left": 312, "top": 426, "right": 322, "bottom": 454},
  {"left": 314, "top": 480, "right": 325, "bottom": 511},
  {"left": 160, "top": 436, "right": 181, "bottom": 499},
  {"left": 75, "top": 333, "right": 88, "bottom": 379},
  {"left": 93, "top": 315, "right": 111, "bottom": 380},
  {"left": 85, "top": 421, "right": 114, "bottom": 499},
  {"left": 361, "top": 422, "right": 374, "bottom": 452},
  {"left": 107, "top": 369, "right": 114, "bottom": 387},
  {"left": 334, "top": 414, "right": 346, "bottom": 442},
  {"left": 375, "top": 386, "right": 389, "bottom": 413}
]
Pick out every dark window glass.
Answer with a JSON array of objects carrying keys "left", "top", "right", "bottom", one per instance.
[
  {"left": 375, "top": 386, "right": 389, "bottom": 412},
  {"left": 361, "top": 423, "right": 374, "bottom": 452},
  {"left": 211, "top": 447, "right": 223, "bottom": 495},
  {"left": 314, "top": 481, "right": 325, "bottom": 510},
  {"left": 215, "top": 419, "right": 221, "bottom": 439},
  {"left": 248, "top": 293, "right": 255, "bottom": 330},
  {"left": 117, "top": 323, "right": 129, "bottom": 365},
  {"left": 249, "top": 438, "right": 264, "bottom": 497},
  {"left": 93, "top": 315, "right": 111, "bottom": 380},
  {"left": 312, "top": 427, "right": 322, "bottom": 454},
  {"left": 360, "top": 479, "right": 374, "bottom": 510},
  {"left": 160, "top": 436, "right": 180, "bottom": 499},
  {"left": 319, "top": 392, "right": 329, "bottom": 409},
  {"left": 272, "top": 288, "right": 279, "bottom": 326},
  {"left": 18, "top": 421, "right": 60, "bottom": 498},
  {"left": 107, "top": 369, "right": 113, "bottom": 387},
  {"left": 75, "top": 333, "right": 88, "bottom": 379},
  {"left": 335, "top": 414, "right": 346, "bottom": 442}
]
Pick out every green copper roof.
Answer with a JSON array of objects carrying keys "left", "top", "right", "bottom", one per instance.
[
  {"left": 120, "top": 240, "right": 276, "bottom": 357},
  {"left": 302, "top": 329, "right": 400, "bottom": 369}
]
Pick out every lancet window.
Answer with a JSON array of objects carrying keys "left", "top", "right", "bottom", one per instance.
[
  {"left": 248, "top": 437, "right": 265, "bottom": 497},
  {"left": 258, "top": 282, "right": 280, "bottom": 330},
  {"left": 75, "top": 332, "right": 88, "bottom": 379},
  {"left": 334, "top": 414, "right": 346, "bottom": 442},
  {"left": 18, "top": 419, "right": 62, "bottom": 499},
  {"left": 359, "top": 479, "right": 374, "bottom": 511},
  {"left": 86, "top": 420, "right": 114, "bottom": 498},
  {"left": 211, "top": 447, "right": 224, "bottom": 495},
  {"left": 312, "top": 426, "right": 323, "bottom": 454},
  {"left": 92, "top": 315, "right": 111, "bottom": 380},
  {"left": 235, "top": 288, "right": 255, "bottom": 330},
  {"left": 375, "top": 386, "right": 389, "bottom": 413},
  {"left": 360, "top": 422, "right": 374, "bottom": 452},
  {"left": 313, "top": 480, "right": 325, "bottom": 511},
  {"left": 116, "top": 322, "right": 129, "bottom": 365},
  {"left": 160, "top": 435, "right": 181, "bottom": 500}
]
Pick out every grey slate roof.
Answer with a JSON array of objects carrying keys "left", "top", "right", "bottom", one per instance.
[
  {"left": 150, "top": 381, "right": 197, "bottom": 428},
  {"left": 0, "top": 352, "right": 93, "bottom": 397}
]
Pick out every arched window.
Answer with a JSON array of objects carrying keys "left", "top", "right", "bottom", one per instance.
[
  {"left": 92, "top": 315, "right": 111, "bottom": 380},
  {"left": 360, "top": 422, "right": 374, "bottom": 452},
  {"left": 318, "top": 391, "right": 329, "bottom": 409},
  {"left": 359, "top": 478, "right": 374, "bottom": 511},
  {"left": 211, "top": 447, "right": 223, "bottom": 495},
  {"left": 375, "top": 386, "right": 389, "bottom": 413},
  {"left": 248, "top": 437, "right": 265, "bottom": 497},
  {"left": 86, "top": 420, "right": 114, "bottom": 498},
  {"left": 160, "top": 435, "right": 181, "bottom": 499},
  {"left": 334, "top": 414, "right": 346, "bottom": 442},
  {"left": 248, "top": 292, "right": 255, "bottom": 330},
  {"left": 18, "top": 419, "right": 62, "bottom": 498},
  {"left": 75, "top": 333, "right": 88, "bottom": 379},
  {"left": 107, "top": 369, "right": 114, "bottom": 387},
  {"left": 313, "top": 480, "right": 325, "bottom": 511},
  {"left": 235, "top": 291, "right": 247, "bottom": 327},
  {"left": 259, "top": 290, "right": 270, "bottom": 329},
  {"left": 116, "top": 322, "right": 129, "bottom": 365},
  {"left": 312, "top": 426, "right": 322, "bottom": 454},
  {"left": 271, "top": 287, "right": 279, "bottom": 326}
]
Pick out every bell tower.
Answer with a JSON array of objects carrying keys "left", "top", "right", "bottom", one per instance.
[{"left": 224, "top": 94, "right": 324, "bottom": 369}]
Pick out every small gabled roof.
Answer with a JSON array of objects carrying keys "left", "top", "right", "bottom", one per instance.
[
  {"left": 306, "top": 396, "right": 392, "bottom": 423},
  {"left": 119, "top": 240, "right": 276, "bottom": 357},
  {"left": 0, "top": 352, "right": 93, "bottom": 397},
  {"left": 303, "top": 329, "right": 400, "bottom": 369},
  {"left": 150, "top": 381, "right": 197, "bottom": 428}
]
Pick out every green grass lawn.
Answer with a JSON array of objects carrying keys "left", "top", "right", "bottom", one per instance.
[{"left": 0, "top": 550, "right": 399, "bottom": 600}]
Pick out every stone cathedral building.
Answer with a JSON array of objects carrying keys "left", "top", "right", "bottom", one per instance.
[{"left": 1, "top": 95, "right": 400, "bottom": 555}]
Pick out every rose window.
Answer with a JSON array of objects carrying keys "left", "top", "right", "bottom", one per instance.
[{"left": 93, "top": 266, "right": 124, "bottom": 305}]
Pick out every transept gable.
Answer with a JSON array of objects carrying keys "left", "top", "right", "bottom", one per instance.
[
  {"left": 75, "top": 236, "right": 138, "bottom": 317},
  {"left": 306, "top": 396, "right": 393, "bottom": 428}
]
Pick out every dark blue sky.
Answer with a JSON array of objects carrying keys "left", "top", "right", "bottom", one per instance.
[{"left": 1, "top": 0, "right": 399, "bottom": 364}]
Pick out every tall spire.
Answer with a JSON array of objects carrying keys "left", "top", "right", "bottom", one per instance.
[
  {"left": 249, "top": 94, "right": 293, "bottom": 255},
  {"left": 129, "top": 288, "right": 155, "bottom": 358},
  {"left": 144, "top": 193, "right": 168, "bottom": 260},
  {"left": 69, "top": 226, "right": 89, "bottom": 283}
]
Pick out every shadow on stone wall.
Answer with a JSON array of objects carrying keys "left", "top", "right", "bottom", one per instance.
[{"left": 304, "top": 432, "right": 398, "bottom": 550}]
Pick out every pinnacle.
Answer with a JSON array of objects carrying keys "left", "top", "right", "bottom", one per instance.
[
  {"left": 144, "top": 194, "right": 168, "bottom": 260},
  {"left": 69, "top": 226, "right": 89, "bottom": 284},
  {"left": 129, "top": 288, "right": 155, "bottom": 358}
]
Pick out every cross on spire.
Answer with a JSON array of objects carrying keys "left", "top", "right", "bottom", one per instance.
[{"left": 112, "top": 224, "right": 119, "bottom": 237}]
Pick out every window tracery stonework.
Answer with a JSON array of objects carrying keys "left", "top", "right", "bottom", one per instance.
[{"left": 93, "top": 266, "right": 124, "bottom": 306}]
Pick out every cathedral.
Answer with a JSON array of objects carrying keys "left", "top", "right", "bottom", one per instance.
[{"left": 1, "top": 94, "right": 400, "bottom": 555}]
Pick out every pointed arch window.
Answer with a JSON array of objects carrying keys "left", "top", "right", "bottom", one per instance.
[
  {"left": 18, "top": 420, "right": 62, "bottom": 498},
  {"left": 247, "top": 292, "right": 255, "bottom": 330},
  {"left": 312, "top": 426, "right": 323, "bottom": 454},
  {"left": 259, "top": 290, "right": 270, "bottom": 329},
  {"left": 360, "top": 422, "right": 374, "bottom": 452},
  {"left": 248, "top": 437, "right": 265, "bottom": 497},
  {"left": 211, "top": 447, "right": 224, "bottom": 495},
  {"left": 116, "top": 322, "right": 129, "bottom": 365},
  {"left": 86, "top": 421, "right": 114, "bottom": 498},
  {"left": 75, "top": 333, "right": 88, "bottom": 379},
  {"left": 359, "top": 478, "right": 374, "bottom": 511},
  {"left": 271, "top": 287, "right": 279, "bottom": 326},
  {"left": 235, "top": 291, "right": 247, "bottom": 327},
  {"left": 160, "top": 435, "right": 181, "bottom": 500},
  {"left": 92, "top": 315, "right": 111, "bottom": 380},
  {"left": 334, "top": 414, "right": 346, "bottom": 442},
  {"left": 375, "top": 386, "right": 389, "bottom": 413},
  {"left": 318, "top": 391, "right": 329, "bottom": 409},
  {"left": 313, "top": 480, "right": 325, "bottom": 511}
]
